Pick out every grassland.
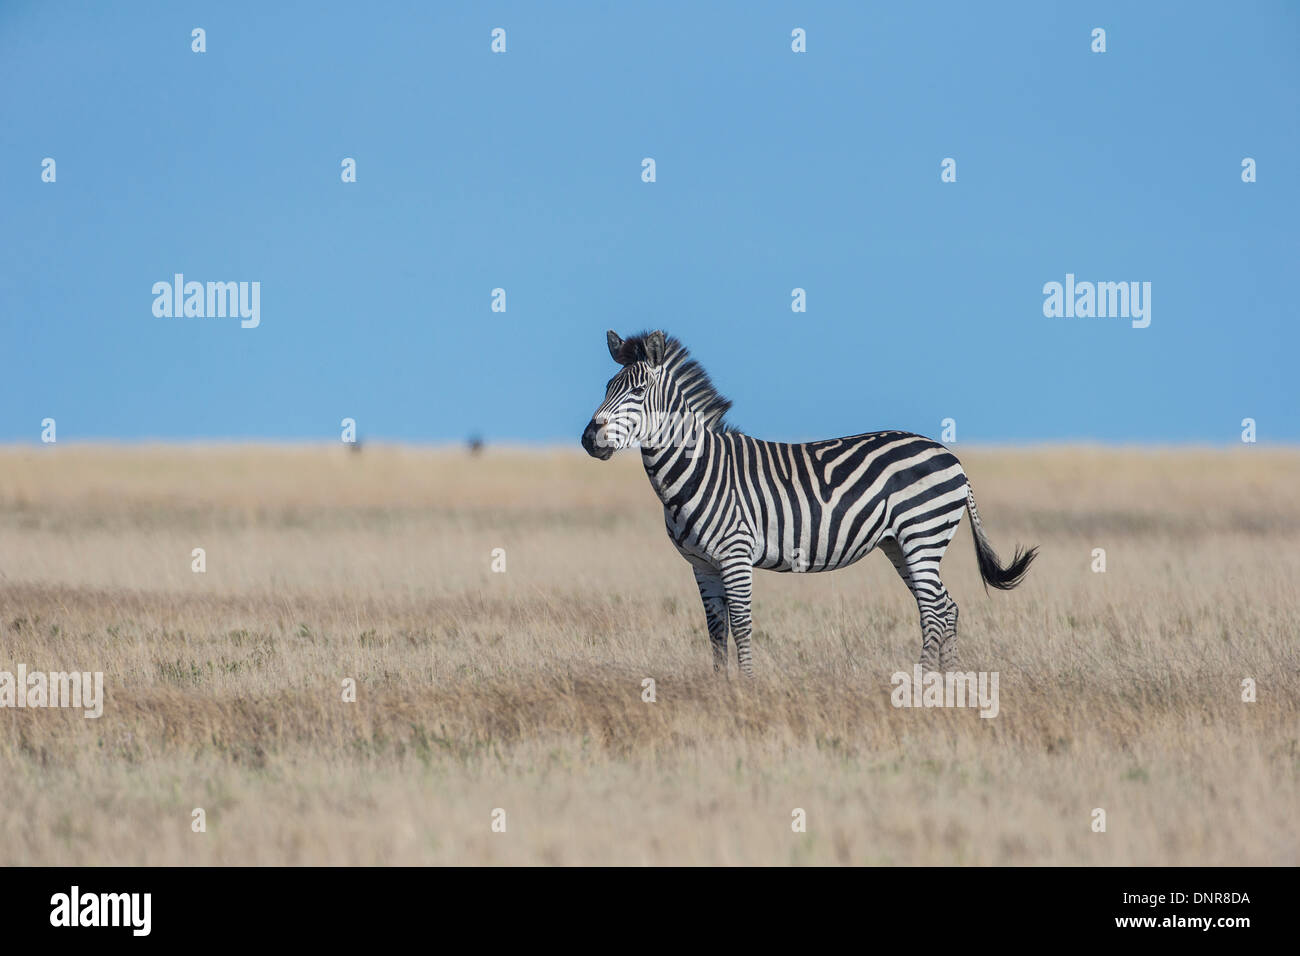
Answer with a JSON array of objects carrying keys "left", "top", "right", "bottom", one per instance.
[{"left": 0, "top": 443, "right": 1296, "bottom": 865}]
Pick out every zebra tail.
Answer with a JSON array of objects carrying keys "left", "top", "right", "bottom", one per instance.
[{"left": 965, "top": 485, "right": 1037, "bottom": 592}]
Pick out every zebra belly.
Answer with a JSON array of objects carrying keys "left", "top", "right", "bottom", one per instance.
[
  {"left": 752, "top": 525, "right": 886, "bottom": 572},
  {"left": 759, "top": 545, "right": 878, "bottom": 573},
  {"left": 749, "top": 493, "right": 892, "bottom": 572}
]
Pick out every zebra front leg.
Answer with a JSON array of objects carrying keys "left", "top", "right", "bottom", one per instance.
[
  {"left": 692, "top": 566, "right": 730, "bottom": 673},
  {"left": 721, "top": 558, "right": 755, "bottom": 678}
]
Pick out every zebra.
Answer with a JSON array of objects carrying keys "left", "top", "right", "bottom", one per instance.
[{"left": 580, "top": 329, "right": 1036, "bottom": 677}]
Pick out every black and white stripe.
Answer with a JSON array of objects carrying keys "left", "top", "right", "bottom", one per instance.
[{"left": 581, "top": 330, "right": 1036, "bottom": 676}]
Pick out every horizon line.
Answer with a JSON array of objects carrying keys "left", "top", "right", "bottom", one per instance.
[{"left": 1, "top": 438, "right": 1294, "bottom": 452}]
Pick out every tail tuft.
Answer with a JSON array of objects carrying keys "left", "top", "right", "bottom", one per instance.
[
  {"left": 966, "top": 485, "right": 1037, "bottom": 592},
  {"left": 974, "top": 539, "right": 1038, "bottom": 591}
]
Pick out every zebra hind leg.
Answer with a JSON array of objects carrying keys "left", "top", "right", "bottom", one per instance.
[
  {"left": 938, "top": 596, "right": 960, "bottom": 669},
  {"left": 880, "top": 537, "right": 958, "bottom": 671},
  {"left": 915, "top": 587, "right": 951, "bottom": 671}
]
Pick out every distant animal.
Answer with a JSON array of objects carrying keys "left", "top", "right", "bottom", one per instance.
[{"left": 581, "top": 330, "right": 1036, "bottom": 676}]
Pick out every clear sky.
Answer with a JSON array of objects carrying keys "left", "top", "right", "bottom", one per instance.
[{"left": 2, "top": 1, "right": 1296, "bottom": 445}]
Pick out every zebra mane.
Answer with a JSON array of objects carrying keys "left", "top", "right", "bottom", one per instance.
[{"left": 616, "top": 332, "right": 737, "bottom": 433}]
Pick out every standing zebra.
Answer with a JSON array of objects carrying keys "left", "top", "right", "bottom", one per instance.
[{"left": 581, "top": 330, "right": 1036, "bottom": 676}]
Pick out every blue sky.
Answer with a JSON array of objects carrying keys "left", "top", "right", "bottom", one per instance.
[{"left": 2, "top": 1, "right": 1296, "bottom": 444}]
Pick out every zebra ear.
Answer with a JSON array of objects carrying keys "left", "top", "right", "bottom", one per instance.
[
  {"left": 607, "top": 330, "right": 625, "bottom": 364},
  {"left": 644, "top": 330, "right": 666, "bottom": 368}
]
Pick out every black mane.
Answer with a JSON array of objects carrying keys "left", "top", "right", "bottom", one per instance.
[{"left": 616, "top": 332, "right": 738, "bottom": 434}]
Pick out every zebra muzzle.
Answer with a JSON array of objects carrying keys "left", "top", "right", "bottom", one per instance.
[{"left": 581, "top": 421, "right": 614, "bottom": 460}]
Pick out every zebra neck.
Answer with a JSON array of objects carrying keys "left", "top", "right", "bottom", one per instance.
[{"left": 640, "top": 420, "right": 724, "bottom": 511}]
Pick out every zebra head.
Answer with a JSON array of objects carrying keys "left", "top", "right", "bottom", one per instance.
[{"left": 581, "top": 329, "right": 668, "bottom": 460}]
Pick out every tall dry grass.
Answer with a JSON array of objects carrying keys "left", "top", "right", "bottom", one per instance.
[{"left": 0, "top": 444, "right": 1296, "bottom": 864}]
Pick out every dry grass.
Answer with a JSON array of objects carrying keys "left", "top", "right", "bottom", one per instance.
[{"left": 0, "top": 443, "right": 1297, "bottom": 865}]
